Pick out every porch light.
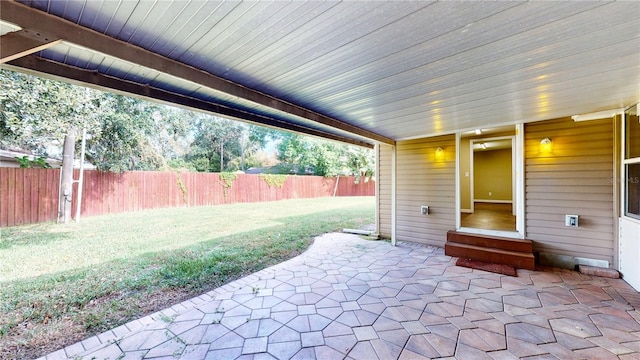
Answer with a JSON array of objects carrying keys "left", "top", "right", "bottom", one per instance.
[
  {"left": 540, "top": 137, "right": 552, "bottom": 152},
  {"left": 435, "top": 147, "right": 445, "bottom": 160}
]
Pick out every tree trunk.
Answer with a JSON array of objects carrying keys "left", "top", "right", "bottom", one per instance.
[{"left": 58, "top": 129, "right": 76, "bottom": 223}]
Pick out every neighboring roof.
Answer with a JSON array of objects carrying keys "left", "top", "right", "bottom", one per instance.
[
  {"left": 0, "top": 149, "right": 61, "bottom": 168},
  {"left": 2, "top": 1, "right": 639, "bottom": 146},
  {"left": 0, "top": 149, "right": 96, "bottom": 169},
  {"left": 245, "top": 164, "right": 313, "bottom": 176}
]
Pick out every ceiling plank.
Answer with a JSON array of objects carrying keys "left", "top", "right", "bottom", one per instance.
[
  {"left": 0, "top": 29, "right": 61, "bottom": 64},
  {"left": 6, "top": 55, "right": 374, "bottom": 149},
  {"left": 0, "top": 1, "right": 394, "bottom": 146}
]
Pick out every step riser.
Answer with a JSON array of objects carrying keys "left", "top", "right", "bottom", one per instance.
[
  {"left": 447, "top": 231, "right": 532, "bottom": 253},
  {"left": 445, "top": 243, "right": 535, "bottom": 270}
]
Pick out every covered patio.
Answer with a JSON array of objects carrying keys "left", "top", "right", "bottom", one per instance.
[
  {"left": 3, "top": 2, "right": 640, "bottom": 358},
  {"left": 42, "top": 233, "right": 640, "bottom": 360}
]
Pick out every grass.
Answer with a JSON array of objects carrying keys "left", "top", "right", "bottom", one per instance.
[{"left": 0, "top": 196, "right": 375, "bottom": 359}]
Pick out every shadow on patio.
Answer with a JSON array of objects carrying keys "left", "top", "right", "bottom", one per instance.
[{"left": 42, "top": 233, "right": 640, "bottom": 359}]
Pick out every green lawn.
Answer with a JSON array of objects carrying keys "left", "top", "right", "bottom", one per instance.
[{"left": 0, "top": 197, "right": 375, "bottom": 359}]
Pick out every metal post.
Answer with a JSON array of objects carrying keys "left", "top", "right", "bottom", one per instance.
[
  {"left": 75, "top": 127, "right": 87, "bottom": 222},
  {"left": 58, "top": 130, "right": 76, "bottom": 224},
  {"left": 57, "top": 166, "right": 63, "bottom": 221}
]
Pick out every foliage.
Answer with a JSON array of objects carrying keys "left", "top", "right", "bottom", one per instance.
[
  {"left": 345, "top": 146, "right": 376, "bottom": 183},
  {"left": 15, "top": 156, "right": 51, "bottom": 169},
  {"left": 84, "top": 94, "right": 164, "bottom": 172},
  {"left": 0, "top": 69, "right": 103, "bottom": 155},
  {"left": 150, "top": 106, "right": 194, "bottom": 161},
  {"left": 0, "top": 70, "right": 169, "bottom": 171},
  {"left": 219, "top": 172, "right": 238, "bottom": 188},
  {"left": 218, "top": 172, "right": 238, "bottom": 197},
  {"left": 176, "top": 173, "right": 188, "bottom": 204},
  {"left": 187, "top": 117, "right": 277, "bottom": 172},
  {"left": 259, "top": 174, "right": 288, "bottom": 188},
  {"left": 276, "top": 133, "right": 375, "bottom": 178},
  {"left": 0, "top": 69, "right": 282, "bottom": 173},
  {"left": 189, "top": 157, "right": 211, "bottom": 172},
  {"left": 166, "top": 158, "right": 196, "bottom": 172},
  {"left": 276, "top": 133, "right": 338, "bottom": 176},
  {"left": 0, "top": 198, "right": 375, "bottom": 359},
  {"left": 1, "top": 69, "right": 374, "bottom": 177},
  {"left": 187, "top": 116, "right": 240, "bottom": 172}
]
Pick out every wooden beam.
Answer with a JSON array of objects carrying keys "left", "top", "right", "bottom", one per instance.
[
  {"left": 0, "top": 1, "right": 395, "bottom": 146},
  {"left": 0, "top": 29, "right": 61, "bottom": 64},
  {"left": 6, "top": 55, "right": 374, "bottom": 149}
]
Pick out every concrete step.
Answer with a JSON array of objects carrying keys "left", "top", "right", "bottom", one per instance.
[
  {"left": 445, "top": 242, "right": 535, "bottom": 270},
  {"left": 446, "top": 230, "right": 533, "bottom": 253}
]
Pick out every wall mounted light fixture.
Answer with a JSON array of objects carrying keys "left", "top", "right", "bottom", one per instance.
[
  {"left": 475, "top": 129, "right": 482, "bottom": 135},
  {"left": 435, "top": 147, "right": 444, "bottom": 160},
  {"left": 540, "top": 137, "right": 552, "bottom": 152},
  {"left": 481, "top": 143, "right": 487, "bottom": 149}
]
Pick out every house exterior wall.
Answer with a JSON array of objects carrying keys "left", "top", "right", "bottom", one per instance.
[
  {"left": 394, "top": 135, "right": 456, "bottom": 247},
  {"left": 377, "top": 144, "right": 393, "bottom": 238},
  {"left": 524, "top": 117, "right": 616, "bottom": 265},
  {"left": 378, "top": 117, "right": 616, "bottom": 265}
]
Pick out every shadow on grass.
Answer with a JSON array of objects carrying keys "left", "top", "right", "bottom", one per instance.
[
  {"left": 0, "top": 224, "right": 72, "bottom": 250},
  {"left": 0, "top": 205, "right": 373, "bottom": 359}
]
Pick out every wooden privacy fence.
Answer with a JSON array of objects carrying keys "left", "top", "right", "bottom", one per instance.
[{"left": 0, "top": 168, "right": 375, "bottom": 227}]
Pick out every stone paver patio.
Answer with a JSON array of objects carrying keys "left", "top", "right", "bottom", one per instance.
[{"left": 42, "top": 233, "right": 640, "bottom": 359}]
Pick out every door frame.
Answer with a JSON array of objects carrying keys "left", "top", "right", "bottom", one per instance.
[
  {"left": 468, "top": 136, "right": 516, "bottom": 215},
  {"left": 619, "top": 104, "right": 640, "bottom": 290},
  {"left": 456, "top": 124, "right": 525, "bottom": 239}
]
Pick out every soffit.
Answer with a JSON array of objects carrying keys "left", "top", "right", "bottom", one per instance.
[{"left": 2, "top": 1, "right": 639, "bottom": 144}]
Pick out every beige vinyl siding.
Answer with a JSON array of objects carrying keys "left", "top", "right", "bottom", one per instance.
[
  {"left": 377, "top": 144, "right": 393, "bottom": 238},
  {"left": 525, "top": 117, "right": 615, "bottom": 264},
  {"left": 395, "top": 135, "right": 456, "bottom": 246}
]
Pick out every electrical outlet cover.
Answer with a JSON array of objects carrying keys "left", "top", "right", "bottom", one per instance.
[{"left": 565, "top": 215, "right": 579, "bottom": 227}]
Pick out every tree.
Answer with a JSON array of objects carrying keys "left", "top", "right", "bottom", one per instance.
[
  {"left": 1, "top": 68, "right": 369, "bottom": 178},
  {"left": 186, "top": 116, "right": 276, "bottom": 172},
  {"left": 345, "top": 146, "right": 376, "bottom": 180},
  {"left": 1, "top": 70, "right": 106, "bottom": 223},
  {"left": 0, "top": 69, "right": 103, "bottom": 156},
  {"left": 149, "top": 106, "right": 194, "bottom": 161},
  {"left": 187, "top": 115, "right": 236, "bottom": 172},
  {"left": 83, "top": 94, "right": 165, "bottom": 172},
  {"left": 0, "top": 69, "right": 170, "bottom": 172},
  {"left": 276, "top": 133, "right": 375, "bottom": 177}
]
